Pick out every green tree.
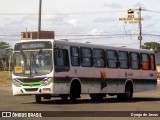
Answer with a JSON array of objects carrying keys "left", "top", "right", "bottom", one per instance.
[
  {"left": 141, "top": 42, "right": 160, "bottom": 52},
  {"left": 0, "top": 41, "right": 10, "bottom": 49}
]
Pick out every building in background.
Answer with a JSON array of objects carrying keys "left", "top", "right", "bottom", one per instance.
[{"left": 21, "top": 31, "right": 55, "bottom": 40}]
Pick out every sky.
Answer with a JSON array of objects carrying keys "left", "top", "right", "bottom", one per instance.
[{"left": 0, "top": 0, "right": 160, "bottom": 49}]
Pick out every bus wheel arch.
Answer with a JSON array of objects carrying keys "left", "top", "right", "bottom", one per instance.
[
  {"left": 117, "top": 80, "right": 133, "bottom": 100},
  {"left": 70, "top": 79, "right": 81, "bottom": 101}
]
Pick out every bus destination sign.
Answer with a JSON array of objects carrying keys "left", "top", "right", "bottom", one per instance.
[
  {"left": 14, "top": 41, "right": 52, "bottom": 50},
  {"left": 21, "top": 43, "right": 45, "bottom": 49}
]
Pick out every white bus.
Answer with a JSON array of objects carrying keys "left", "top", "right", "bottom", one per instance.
[{"left": 12, "top": 39, "right": 157, "bottom": 103}]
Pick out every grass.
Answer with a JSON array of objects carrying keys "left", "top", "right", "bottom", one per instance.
[{"left": 0, "top": 71, "right": 12, "bottom": 86}]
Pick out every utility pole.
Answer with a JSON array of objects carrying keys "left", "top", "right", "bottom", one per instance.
[
  {"left": 38, "top": 0, "right": 42, "bottom": 39},
  {"left": 25, "top": 27, "right": 28, "bottom": 40},
  {"left": 138, "top": 7, "right": 142, "bottom": 49}
]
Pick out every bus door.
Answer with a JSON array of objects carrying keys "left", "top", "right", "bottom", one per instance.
[{"left": 54, "top": 46, "right": 70, "bottom": 94}]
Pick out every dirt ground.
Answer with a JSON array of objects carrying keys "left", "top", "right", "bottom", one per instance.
[{"left": 0, "top": 71, "right": 12, "bottom": 86}]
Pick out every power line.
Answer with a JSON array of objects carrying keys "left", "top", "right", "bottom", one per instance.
[
  {"left": 143, "top": 9, "right": 160, "bottom": 13},
  {"left": 0, "top": 35, "right": 19, "bottom": 36},
  {"left": 56, "top": 34, "right": 133, "bottom": 36},
  {"left": 144, "top": 34, "right": 160, "bottom": 37},
  {"left": 0, "top": 34, "right": 159, "bottom": 46},
  {"left": 107, "top": 43, "right": 139, "bottom": 46},
  {"left": 0, "top": 10, "right": 125, "bottom": 16},
  {"left": 0, "top": 9, "right": 160, "bottom": 16},
  {"left": 1, "top": 33, "right": 160, "bottom": 37}
]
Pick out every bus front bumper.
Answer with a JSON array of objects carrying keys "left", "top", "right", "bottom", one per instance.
[{"left": 12, "top": 83, "right": 53, "bottom": 96}]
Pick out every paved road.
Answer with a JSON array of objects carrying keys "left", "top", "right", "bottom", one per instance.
[{"left": 0, "top": 83, "right": 160, "bottom": 120}]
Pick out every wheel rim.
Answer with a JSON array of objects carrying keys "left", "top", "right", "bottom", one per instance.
[{"left": 125, "top": 86, "right": 133, "bottom": 98}]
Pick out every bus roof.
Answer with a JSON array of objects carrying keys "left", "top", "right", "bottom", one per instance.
[
  {"left": 16, "top": 39, "right": 155, "bottom": 54},
  {"left": 54, "top": 40, "right": 155, "bottom": 54}
]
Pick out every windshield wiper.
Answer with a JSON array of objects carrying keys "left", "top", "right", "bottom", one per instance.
[
  {"left": 20, "top": 50, "right": 26, "bottom": 66},
  {"left": 33, "top": 49, "right": 43, "bottom": 58},
  {"left": 20, "top": 50, "right": 33, "bottom": 77}
]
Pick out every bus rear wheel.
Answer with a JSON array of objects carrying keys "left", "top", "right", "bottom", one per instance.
[
  {"left": 35, "top": 95, "right": 41, "bottom": 103},
  {"left": 124, "top": 85, "right": 133, "bottom": 99},
  {"left": 117, "top": 85, "right": 133, "bottom": 100}
]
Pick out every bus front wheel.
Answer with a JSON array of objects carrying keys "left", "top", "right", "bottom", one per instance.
[
  {"left": 35, "top": 95, "right": 41, "bottom": 103},
  {"left": 70, "top": 81, "right": 81, "bottom": 102},
  {"left": 70, "top": 85, "right": 77, "bottom": 102}
]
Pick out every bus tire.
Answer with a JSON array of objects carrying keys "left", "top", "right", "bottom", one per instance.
[
  {"left": 124, "top": 85, "right": 133, "bottom": 99},
  {"left": 35, "top": 95, "right": 41, "bottom": 103},
  {"left": 117, "top": 84, "right": 133, "bottom": 100},
  {"left": 70, "top": 85, "right": 77, "bottom": 102},
  {"left": 70, "top": 81, "right": 81, "bottom": 102}
]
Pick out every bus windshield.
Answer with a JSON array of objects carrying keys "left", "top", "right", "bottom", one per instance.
[{"left": 13, "top": 50, "right": 52, "bottom": 76}]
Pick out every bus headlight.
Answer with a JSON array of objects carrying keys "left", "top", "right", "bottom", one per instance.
[
  {"left": 42, "top": 78, "right": 53, "bottom": 86},
  {"left": 13, "top": 79, "right": 22, "bottom": 87}
]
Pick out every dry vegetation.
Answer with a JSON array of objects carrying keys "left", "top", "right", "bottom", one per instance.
[{"left": 0, "top": 71, "right": 12, "bottom": 86}]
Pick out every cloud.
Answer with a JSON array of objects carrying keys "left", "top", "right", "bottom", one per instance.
[
  {"left": 0, "top": 17, "right": 13, "bottom": 28},
  {"left": 110, "top": 3, "right": 123, "bottom": 9},
  {"left": 143, "top": 15, "right": 153, "bottom": 21},
  {"left": 42, "top": 15, "right": 54, "bottom": 21},
  {"left": 50, "top": 15, "right": 67, "bottom": 25},
  {"left": 103, "top": 3, "right": 123, "bottom": 9},
  {"left": 94, "top": 17, "right": 115, "bottom": 23},
  {"left": 88, "top": 28, "right": 105, "bottom": 35},
  {"left": 134, "top": 2, "right": 147, "bottom": 9},
  {"left": 47, "top": 15, "right": 67, "bottom": 21},
  {"left": 0, "top": 23, "right": 5, "bottom": 28},
  {"left": 67, "top": 19, "right": 82, "bottom": 27}
]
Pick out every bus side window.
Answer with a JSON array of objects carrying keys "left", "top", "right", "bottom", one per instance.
[
  {"left": 118, "top": 51, "right": 129, "bottom": 69},
  {"left": 150, "top": 54, "right": 155, "bottom": 70},
  {"left": 106, "top": 50, "right": 118, "bottom": 68},
  {"left": 141, "top": 53, "right": 149, "bottom": 70},
  {"left": 54, "top": 48, "right": 70, "bottom": 72},
  {"left": 81, "top": 47, "right": 93, "bottom": 67},
  {"left": 93, "top": 49, "right": 105, "bottom": 68},
  {"left": 130, "top": 53, "right": 140, "bottom": 69},
  {"left": 70, "top": 47, "right": 80, "bottom": 66}
]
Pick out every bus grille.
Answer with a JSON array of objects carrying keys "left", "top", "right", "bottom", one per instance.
[{"left": 24, "top": 88, "right": 38, "bottom": 92}]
